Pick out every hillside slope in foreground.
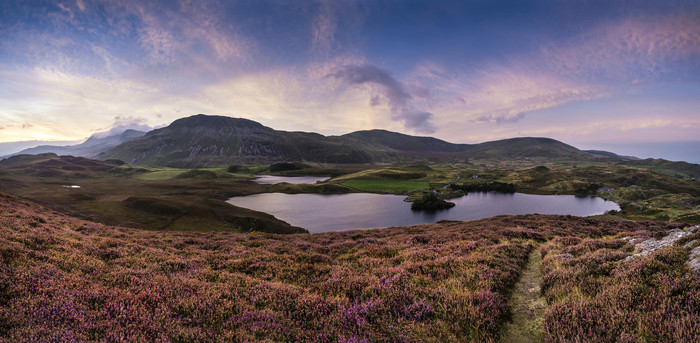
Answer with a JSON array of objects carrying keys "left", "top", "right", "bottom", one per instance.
[{"left": 0, "top": 192, "right": 698, "bottom": 342}]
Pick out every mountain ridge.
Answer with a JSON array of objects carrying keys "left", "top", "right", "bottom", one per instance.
[
  {"left": 96, "top": 114, "right": 618, "bottom": 167},
  {"left": 5, "top": 129, "right": 146, "bottom": 158}
]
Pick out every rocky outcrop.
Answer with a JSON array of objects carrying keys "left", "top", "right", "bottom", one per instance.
[
  {"left": 623, "top": 225, "right": 700, "bottom": 272},
  {"left": 688, "top": 245, "right": 700, "bottom": 272}
]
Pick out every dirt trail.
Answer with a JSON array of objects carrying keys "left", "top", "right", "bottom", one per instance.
[
  {"left": 443, "top": 175, "right": 461, "bottom": 189},
  {"left": 499, "top": 244, "right": 546, "bottom": 343}
]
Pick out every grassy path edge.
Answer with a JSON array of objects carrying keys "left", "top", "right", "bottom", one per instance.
[{"left": 499, "top": 244, "right": 545, "bottom": 343}]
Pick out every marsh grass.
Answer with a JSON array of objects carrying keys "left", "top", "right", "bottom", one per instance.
[{"left": 341, "top": 179, "right": 430, "bottom": 192}]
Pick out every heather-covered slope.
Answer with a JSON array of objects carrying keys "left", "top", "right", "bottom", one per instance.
[{"left": 1, "top": 192, "right": 696, "bottom": 342}]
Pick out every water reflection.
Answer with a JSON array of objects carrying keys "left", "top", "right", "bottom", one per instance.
[
  {"left": 252, "top": 175, "right": 330, "bottom": 185},
  {"left": 227, "top": 192, "right": 620, "bottom": 233}
]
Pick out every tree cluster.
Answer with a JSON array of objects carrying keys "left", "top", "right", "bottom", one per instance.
[{"left": 410, "top": 192, "right": 456, "bottom": 211}]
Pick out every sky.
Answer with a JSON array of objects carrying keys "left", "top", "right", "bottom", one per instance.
[{"left": 1, "top": 0, "right": 699, "bottom": 162}]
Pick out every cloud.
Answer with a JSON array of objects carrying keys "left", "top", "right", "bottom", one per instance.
[
  {"left": 369, "top": 95, "right": 383, "bottom": 106},
  {"left": 403, "top": 12, "right": 700, "bottom": 127},
  {"left": 312, "top": 0, "right": 337, "bottom": 54},
  {"left": 539, "top": 14, "right": 700, "bottom": 82},
  {"left": 409, "top": 61, "right": 606, "bottom": 125},
  {"left": 328, "top": 64, "right": 436, "bottom": 133},
  {"left": 92, "top": 116, "right": 154, "bottom": 138},
  {"left": 393, "top": 111, "right": 436, "bottom": 134},
  {"left": 328, "top": 64, "right": 411, "bottom": 110},
  {"left": 75, "top": 0, "right": 86, "bottom": 12},
  {"left": 0, "top": 67, "right": 168, "bottom": 141},
  {"left": 476, "top": 112, "right": 527, "bottom": 124},
  {"left": 36, "top": 0, "right": 253, "bottom": 83}
]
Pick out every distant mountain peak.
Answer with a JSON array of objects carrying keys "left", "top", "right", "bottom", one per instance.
[
  {"left": 169, "top": 114, "right": 265, "bottom": 129},
  {"left": 6, "top": 128, "right": 146, "bottom": 159}
]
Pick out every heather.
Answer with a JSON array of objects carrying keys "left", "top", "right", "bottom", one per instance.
[
  {"left": 0, "top": 192, "right": 694, "bottom": 342},
  {"left": 541, "top": 233, "right": 700, "bottom": 342}
]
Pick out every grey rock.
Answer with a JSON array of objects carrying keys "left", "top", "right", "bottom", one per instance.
[
  {"left": 623, "top": 229, "right": 691, "bottom": 262},
  {"left": 688, "top": 246, "right": 700, "bottom": 272}
]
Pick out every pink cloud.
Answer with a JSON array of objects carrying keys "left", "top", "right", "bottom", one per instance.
[
  {"left": 539, "top": 14, "right": 700, "bottom": 81},
  {"left": 406, "top": 13, "right": 700, "bottom": 127},
  {"left": 312, "top": 0, "right": 338, "bottom": 54}
]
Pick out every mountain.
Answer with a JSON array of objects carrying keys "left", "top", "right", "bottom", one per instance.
[
  {"left": 8, "top": 129, "right": 146, "bottom": 158},
  {"left": 0, "top": 140, "right": 80, "bottom": 157},
  {"left": 584, "top": 150, "right": 639, "bottom": 160},
  {"left": 339, "top": 129, "right": 470, "bottom": 152},
  {"left": 98, "top": 115, "right": 372, "bottom": 166},
  {"left": 464, "top": 137, "right": 589, "bottom": 159},
  {"left": 97, "top": 114, "right": 616, "bottom": 167}
]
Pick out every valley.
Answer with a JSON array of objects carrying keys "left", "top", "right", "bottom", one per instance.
[
  {"left": 5, "top": 0, "right": 700, "bottom": 340},
  {"left": 1, "top": 149, "right": 697, "bottom": 235}
]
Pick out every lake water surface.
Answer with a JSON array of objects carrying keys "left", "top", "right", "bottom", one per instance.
[
  {"left": 227, "top": 192, "right": 620, "bottom": 233},
  {"left": 252, "top": 175, "right": 330, "bottom": 184}
]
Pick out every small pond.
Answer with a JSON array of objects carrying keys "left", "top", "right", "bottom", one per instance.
[
  {"left": 227, "top": 192, "right": 620, "bottom": 233},
  {"left": 252, "top": 175, "right": 330, "bottom": 185}
]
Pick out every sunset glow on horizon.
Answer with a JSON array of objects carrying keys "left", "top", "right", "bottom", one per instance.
[{"left": 1, "top": 0, "right": 699, "bottom": 157}]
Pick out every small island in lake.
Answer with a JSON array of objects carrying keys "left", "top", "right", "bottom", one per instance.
[{"left": 410, "top": 191, "right": 456, "bottom": 211}]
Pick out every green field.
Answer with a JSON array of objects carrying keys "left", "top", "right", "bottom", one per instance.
[{"left": 341, "top": 179, "right": 430, "bottom": 192}]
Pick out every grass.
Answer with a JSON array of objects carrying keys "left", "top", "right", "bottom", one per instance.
[
  {"left": 498, "top": 244, "right": 545, "bottom": 343},
  {"left": 135, "top": 169, "right": 188, "bottom": 180},
  {"left": 341, "top": 179, "right": 430, "bottom": 192},
  {"left": 2, "top": 154, "right": 699, "bottom": 233},
  {"left": 134, "top": 167, "right": 255, "bottom": 181}
]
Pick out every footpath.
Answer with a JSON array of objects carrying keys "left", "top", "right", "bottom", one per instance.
[{"left": 499, "top": 244, "right": 545, "bottom": 343}]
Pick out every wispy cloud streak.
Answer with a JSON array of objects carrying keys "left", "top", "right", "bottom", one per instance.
[{"left": 328, "top": 64, "right": 436, "bottom": 133}]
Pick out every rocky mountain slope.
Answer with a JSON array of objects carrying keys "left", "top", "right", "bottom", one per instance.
[{"left": 97, "top": 114, "right": 612, "bottom": 167}]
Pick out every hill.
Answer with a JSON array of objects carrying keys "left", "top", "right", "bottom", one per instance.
[
  {"left": 619, "top": 158, "right": 700, "bottom": 180},
  {"left": 97, "top": 114, "right": 612, "bottom": 167},
  {"left": 0, "top": 153, "right": 117, "bottom": 178},
  {"left": 585, "top": 149, "right": 639, "bottom": 160},
  {"left": 462, "top": 137, "right": 589, "bottom": 159},
  {"left": 0, "top": 140, "right": 80, "bottom": 157},
  {"left": 338, "top": 129, "right": 470, "bottom": 152}
]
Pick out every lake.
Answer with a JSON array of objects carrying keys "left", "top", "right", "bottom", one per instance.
[
  {"left": 252, "top": 175, "right": 330, "bottom": 184},
  {"left": 227, "top": 192, "right": 620, "bottom": 233}
]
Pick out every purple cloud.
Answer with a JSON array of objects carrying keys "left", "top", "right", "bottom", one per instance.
[
  {"left": 328, "top": 64, "right": 436, "bottom": 133},
  {"left": 393, "top": 111, "right": 436, "bottom": 134}
]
